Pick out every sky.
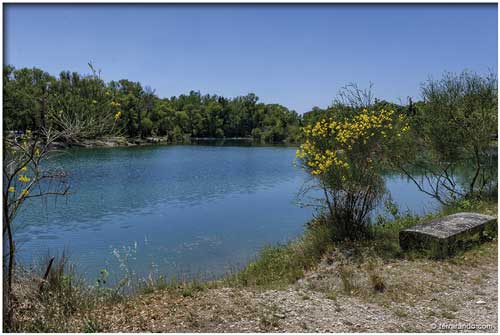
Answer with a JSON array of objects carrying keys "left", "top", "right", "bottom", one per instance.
[{"left": 4, "top": 4, "right": 498, "bottom": 114}]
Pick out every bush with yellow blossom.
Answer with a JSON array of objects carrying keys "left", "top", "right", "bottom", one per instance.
[{"left": 296, "top": 108, "right": 410, "bottom": 240}]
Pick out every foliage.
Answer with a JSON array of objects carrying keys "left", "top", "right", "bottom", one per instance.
[
  {"left": 4, "top": 65, "right": 302, "bottom": 143},
  {"left": 3, "top": 128, "right": 70, "bottom": 329},
  {"left": 394, "top": 70, "right": 498, "bottom": 204},
  {"left": 3, "top": 65, "right": 120, "bottom": 143},
  {"left": 296, "top": 108, "right": 410, "bottom": 240}
]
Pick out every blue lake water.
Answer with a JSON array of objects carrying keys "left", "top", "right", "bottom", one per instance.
[{"left": 14, "top": 144, "right": 439, "bottom": 283}]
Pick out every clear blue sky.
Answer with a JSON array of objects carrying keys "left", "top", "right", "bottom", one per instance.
[{"left": 4, "top": 4, "right": 498, "bottom": 113}]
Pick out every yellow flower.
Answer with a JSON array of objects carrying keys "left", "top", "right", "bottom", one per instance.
[
  {"left": 18, "top": 175, "right": 31, "bottom": 183},
  {"left": 8, "top": 186, "right": 15, "bottom": 193},
  {"left": 21, "top": 189, "right": 29, "bottom": 197},
  {"left": 297, "top": 108, "right": 403, "bottom": 177},
  {"left": 35, "top": 148, "right": 41, "bottom": 156},
  {"left": 114, "top": 111, "right": 122, "bottom": 120},
  {"left": 20, "top": 166, "right": 28, "bottom": 172}
]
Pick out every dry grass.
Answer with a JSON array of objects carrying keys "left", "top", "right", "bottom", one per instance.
[
  {"left": 4, "top": 253, "right": 123, "bottom": 332},
  {"left": 63, "top": 238, "right": 496, "bottom": 332},
  {"left": 6, "top": 200, "right": 497, "bottom": 332},
  {"left": 302, "top": 239, "right": 497, "bottom": 305}
]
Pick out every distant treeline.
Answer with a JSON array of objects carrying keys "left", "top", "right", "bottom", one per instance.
[
  {"left": 3, "top": 65, "right": 417, "bottom": 144},
  {"left": 3, "top": 65, "right": 305, "bottom": 143}
]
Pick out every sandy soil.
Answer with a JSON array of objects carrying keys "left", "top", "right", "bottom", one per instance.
[{"left": 81, "top": 241, "right": 497, "bottom": 333}]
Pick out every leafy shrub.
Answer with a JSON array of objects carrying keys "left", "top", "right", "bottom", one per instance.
[
  {"left": 395, "top": 71, "right": 498, "bottom": 204},
  {"left": 296, "top": 108, "right": 409, "bottom": 240}
]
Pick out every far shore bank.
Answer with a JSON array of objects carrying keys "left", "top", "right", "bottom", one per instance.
[{"left": 48, "top": 136, "right": 298, "bottom": 149}]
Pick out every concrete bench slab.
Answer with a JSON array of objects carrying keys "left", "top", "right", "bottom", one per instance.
[{"left": 399, "top": 212, "right": 497, "bottom": 257}]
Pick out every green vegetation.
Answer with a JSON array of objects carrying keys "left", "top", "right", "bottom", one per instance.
[
  {"left": 5, "top": 253, "right": 122, "bottom": 332},
  {"left": 227, "top": 223, "right": 334, "bottom": 289},
  {"left": 296, "top": 107, "right": 410, "bottom": 240},
  {"left": 2, "top": 67, "right": 498, "bottom": 331},
  {"left": 3, "top": 64, "right": 302, "bottom": 144},
  {"left": 394, "top": 71, "right": 498, "bottom": 204},
  {"left": 295, "top": 71, "right": 497, "bottom": 241},
  {"left": 229, "top": 199, "right": 497, "bottom": 290}
]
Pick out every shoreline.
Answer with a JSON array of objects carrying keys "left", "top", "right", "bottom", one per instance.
[
  {"left": 50, "top": 136, "right": 299, "bottom": 149},
  {"left": 9, "top": 200, "right": 498, "bottom": 332}
]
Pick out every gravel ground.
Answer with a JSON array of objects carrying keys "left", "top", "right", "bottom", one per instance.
[{"left": 81, "top": 241, "right": 497, "bottom": 333}]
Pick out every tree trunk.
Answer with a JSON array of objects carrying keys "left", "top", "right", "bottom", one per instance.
[{"left": 4, "top": 215, "right": 15, "bottom": 329}]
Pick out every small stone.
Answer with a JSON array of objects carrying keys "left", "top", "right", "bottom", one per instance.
[{"left": 476, "top": 300, "right": 486, "bottom": 305}]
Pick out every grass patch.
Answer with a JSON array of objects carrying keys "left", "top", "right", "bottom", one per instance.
[
  {"left": 325, "top": 291, "right": 338, "bottom": 300},
  {"left": 226, "top": 199, "right": 497, "bottom": 290},
  {"left": 5, "top": 253, "right": 123, "bottom": 332},
  {"left": 179, "top": 281, "right": 206, "bottom": 297},
  {"left": 366, "top": 198, "right": 498, "bottom": 260},
  {"left": 393, "top": 308, "right": 409, "bottom": 318},
  {"left": 82, "top": 317, "right": 104, "bottom": 333},
  {"left": 440, "top": 310, "right": 456, "bottom": 319},
  {"left": 338, "top": 262, "right": 357, "bottom": 295},
  {"left": 226, "top": 223, "right": 334, "bottom": 289}
]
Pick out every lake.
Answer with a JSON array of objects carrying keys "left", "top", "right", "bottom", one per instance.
[{"left": 14, "top": 144, "right": 439, "bottom": 284}]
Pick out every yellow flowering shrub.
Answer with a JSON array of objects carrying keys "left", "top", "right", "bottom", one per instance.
[
  {"left": 295, "top": 108, "right": 410, "bottom": 240},
  {"left": 296, "top": 109, "right": 409, "bottom": 176}
]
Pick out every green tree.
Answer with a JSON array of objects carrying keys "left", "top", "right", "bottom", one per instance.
[
  {"left": 394, "top": 71, "right": 498, "bottom": 204},
  {"left": 3, "top": 64, "right": 305, "bottom": 144},
  {"left": 3, "top": 67, "right": 55, "bottom": 132}
]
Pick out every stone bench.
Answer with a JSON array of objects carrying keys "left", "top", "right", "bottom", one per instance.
[{"left": 399, "top": 212, "right": 497, "bottom": 257}]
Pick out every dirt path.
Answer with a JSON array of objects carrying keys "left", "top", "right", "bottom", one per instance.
[{"left": 81, "top": 241, "right": 497, "bottom": 333}]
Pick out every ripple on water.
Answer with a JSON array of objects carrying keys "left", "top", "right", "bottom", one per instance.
[{"left": 15, "top": 145, "right": 442, "bottom": 281}]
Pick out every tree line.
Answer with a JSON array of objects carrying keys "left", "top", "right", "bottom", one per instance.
[{"left": 3, "top": 64, "right": 302, "bottom": 144}]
